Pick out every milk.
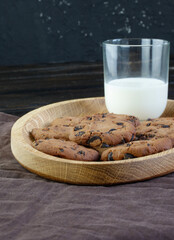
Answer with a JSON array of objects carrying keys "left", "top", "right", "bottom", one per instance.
[{"left": 104, "top": 78, "right": 168, "bottom": 120}]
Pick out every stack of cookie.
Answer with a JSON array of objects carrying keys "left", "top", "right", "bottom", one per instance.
[{"left": 31, "top": 113, "right": 174, "bottom": 161}]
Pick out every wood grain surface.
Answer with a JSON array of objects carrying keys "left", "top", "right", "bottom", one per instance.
[
  {"left": 11, "top": 97, "right": 174, "bottom": 185},
  {"left": 1, "top": 60, "right": 174, "bottom": 116}
]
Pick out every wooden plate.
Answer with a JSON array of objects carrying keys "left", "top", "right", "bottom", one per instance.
[{"left": 11, "top": 97, "right": 174, "bottom": 185}]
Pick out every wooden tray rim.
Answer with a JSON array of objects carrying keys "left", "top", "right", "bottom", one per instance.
[{"left": 11, "top": 97, "right": 174, "bottom": 166}]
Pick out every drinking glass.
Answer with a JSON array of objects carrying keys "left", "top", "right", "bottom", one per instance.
[{"left": 103, "top": 38, "right": 170, "bottom": 120}]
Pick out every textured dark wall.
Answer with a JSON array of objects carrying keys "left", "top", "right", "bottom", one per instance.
[{"left": 0, "top": 0, "right": 174, "bottom": 66}]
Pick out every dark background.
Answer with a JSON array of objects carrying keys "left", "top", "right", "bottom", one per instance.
[
  {"left": 0, "top": 0, "right": 174, "bottom": 66},
  {"left": 1, "top": 0, "right": 174, "bottom": 116}
]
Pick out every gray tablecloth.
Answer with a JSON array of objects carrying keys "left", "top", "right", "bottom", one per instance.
[{"left": 1, "top": 112, "right": 174, "bottom": 240}]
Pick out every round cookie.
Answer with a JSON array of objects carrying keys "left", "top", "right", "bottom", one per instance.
[
  {"left": 69, "top": 119, "right": 136, "bottom": 149},
  {"left": 51, "top": 116, "right": 82, "bottom": 127},
  {"left": 33, "top": 138, "right": 100, "bottom": 161},
  {"left": 51, "top": 113, "right": 140, "bottom": 128},
  {"left": 136, "top": 117, "right": 174, "bottom": 145},
  {"left": 101, "top": 137, "right": 172, "bottom": 161},
  {"left": 90, "top": 113, "right": 140, "bottom": 127},
  {"left": 31, "top": 125, "right": 73, "bottom": 140}
]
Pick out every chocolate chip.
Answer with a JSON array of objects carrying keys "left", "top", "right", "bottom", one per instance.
[
  {"left": 130, "top": 134, "right": 134, "bottom": 141},
  {"left": 71, "top": 147, "right": 76, "bottom": 150},
  {"left": 161, "top": 125, "right": 170, "bottom": 128},
  {"left": 74, "top": 126, "right": 83, "bottom": 131},
  {"left": 87, "top": 117, "right": 92, "bottom": 120},
  {"left": 78, "top": 150, "right": 85, "bottom": 155},
  {"left": 116, "top": 122, "right": 124, "bottom": 125},
  {"left": 102, "top": 113, "right": 107, "bottom": 118},
  {"left": 129, "top": 119, "right": 134, "bottom": 122},
  {"left": 75, "top": 131, "right": 85, "bottom": 136},
  {"left": 87, "top": 136, "right": 102, "bottom": 144},
  {"left": 147, "top": 118, "right": 152, "bottom": 121},
  {"left": 121, "top": 138, "right": 126, "bottom": 144},
  {"left": 148, "top": 134, "right": 155, "bottom": 138},
  {"left": 129, "top": 116, "right": 136, "bottom": 122},
  {"left": 35, "top": 142, "right": 39, "bottom": 146},
  {"left": 45, "top": 137, "right": 50, "bottom": 140},
  {"left": 59, "top": 148, "right": 64, "bottom": 152},
  {"left": 108, "top": 152, "right": 114, "bottom": 161},
  {"left": 146, "top": 123, "right": 151, "bottom": 126},
  {"left": 126, "top": 143, "right": 131, "bottom": 147},
  {"left": 124, "top": 153, "right": 135, "bottom": 159},
  {"left": 101, "top": 143, "right": 110, "bottom": 148},
  {"left": 147, "top": 143, "right": 150, "bottom": 146},
  {"left": 108, "top": 128, "right": 116, "bottom": 133},
  {"left": 136, "top": 134, "right": 147, "bottom": 140}
]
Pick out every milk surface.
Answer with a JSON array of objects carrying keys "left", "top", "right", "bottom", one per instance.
[{"left": 105, "top": 78, "right": 168, "bottom": 120}]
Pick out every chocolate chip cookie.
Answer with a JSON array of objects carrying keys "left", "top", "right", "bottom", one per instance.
[
  {"left": 31, "top": 125, "right": 72, "bottom": 141},
  {"left": 101, "top": 137, "right": 172, "bottom": 161},
  {"left": 51, "top": 113, "right": 140, "bottom": 127},
  {"left": 33, "top": 138, "right": 100, "bottom": 161},
  {"left": 90, "top": 113, "right": 140, "bottom": 127},
  {"left": 31, "top": 115, "right": 136, "bottom": 151},
  {"left": 69, "top": 119, "right": 135, "bottom": 150},
  {"left": 136, "top": 117, "right": 174, "bottom": 145},
  {"left": 51, "top": 116, "right": 82, "bottom": 127}
]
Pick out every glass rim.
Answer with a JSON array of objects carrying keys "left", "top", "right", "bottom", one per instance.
[{"left": 103, "top": 38, "right": 170, "bottom": 47}]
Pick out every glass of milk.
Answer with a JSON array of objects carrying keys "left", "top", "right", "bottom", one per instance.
[{"left": 103, "top": 38, "right": 170, "bottom": 120}]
